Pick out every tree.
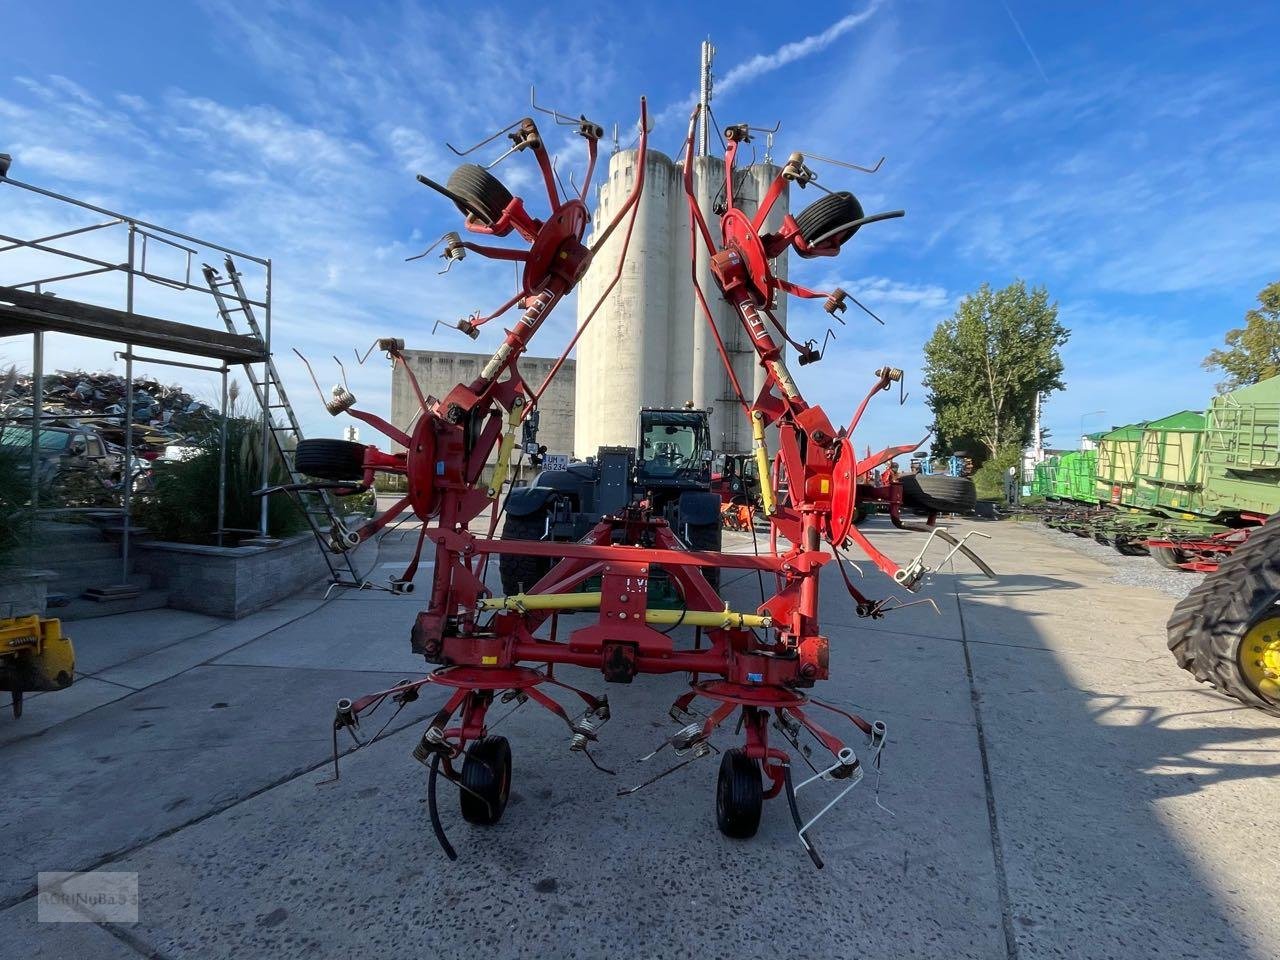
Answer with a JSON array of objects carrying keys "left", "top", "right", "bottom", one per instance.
[
  {"left": 1202, "top": 281, "right": 1280, "bottom": 392},
  {"left": 922, "top": 280, "right": 1068, "bottom": 464}
]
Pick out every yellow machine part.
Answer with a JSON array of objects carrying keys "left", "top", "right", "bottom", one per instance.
[
  {"left": 1239, "top": 616, "right": 1280, "bottom": 703},
  {"left": 485, "top": 402, "right": 526, "bottom": 498},
  {"left": 478, "top": 593, "right": 772, "bottom": 630},
  {"left": 751, "top": 410, "right": 777, "bottom": 517},
  {"left": 0, "top": 615, "right": 76, "bottom": 693}
]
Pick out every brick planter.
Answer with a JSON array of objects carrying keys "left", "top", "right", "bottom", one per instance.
[{"left": 133, "top": 534, "right": 333, "bottom": 618}]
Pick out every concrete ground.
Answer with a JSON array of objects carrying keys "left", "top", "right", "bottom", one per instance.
[{"left": 2, "top": 513, "right": 1278, "bottom": 959}]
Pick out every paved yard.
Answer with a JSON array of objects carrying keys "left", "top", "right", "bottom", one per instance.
[{"left": 2, "top": 516, "right": 1277, "bottom": 959}]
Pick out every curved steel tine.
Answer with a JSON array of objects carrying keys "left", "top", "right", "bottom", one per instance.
[
  {"left": 354, "top": 341, "right": 381, "bottom": 365},
  {"left": 406, "top": 232, "right": 450, "bottom": 263},
  {"left": 848, "top": 293, "right": 885, "bottom": 325},
  {"left": 445, "top": 118, "right": 524, "bottom": 157},
  {"left": 332, "top": 356, "right": 349, "bottom": 390},
  {"left": 529, "top": 85, "right": 587, "bottom": 127},
  {"left": 800, "top": 149, "right": 885, "bottom": 174},
  {"left": 292, "top": 348, "right": 330, "bottom": 407},
  {"left": 748, "top": 120, "right": 782, "bottom": 134}
]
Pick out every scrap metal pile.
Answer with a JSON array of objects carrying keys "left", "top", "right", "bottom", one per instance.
[
  {"left": 278, "top": 92, "right": 993, "bottom": 867},
  {"left": 0, "top": 367, "right": 217, "bottom": 451}
]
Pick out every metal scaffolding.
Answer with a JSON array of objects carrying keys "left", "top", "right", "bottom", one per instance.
[{"left": 0, "top": 155, "right": 273, "bottom": 588}]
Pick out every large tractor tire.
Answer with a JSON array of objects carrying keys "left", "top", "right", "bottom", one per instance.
[
  {"left": 498, "top": 510, "right": 555, "bottom": 596},
  {"left": 685, "top": 522, "right": 722, "bottom": 591},
  {"left": 899, "top": 475, "right": 977, "bottom": 515},
  {"left": 294, "top": 438, "right": 365, "bottom": 482},
  {"left": 1167, "top": 519, "right": 1280, "bottom": 716},
  {"left": 794, "top": 191, "right": 864, "bottom": 248},
  {"left": 445, "top": 164, "right": 513, "bottom": 226}
]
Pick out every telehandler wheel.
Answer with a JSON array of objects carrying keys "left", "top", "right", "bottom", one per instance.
[
  {"left": 498, "top": 510, "right": 556, "bottom": 596},
  {"left": 794, "top": 191, "right": 864, "bottom": 248},
  {"left": 1168, "top": 518, "right": 1280, "bottom": 717},
  {"left": 1151, "top": 546, "right": 1191, "bottom": 571},
  {"left": 294, "top": 438, "right": 366, "bottom": 482},
  {"left": 715, "top": 748, "right": 763, "bottom": 839},
  {"left": 445, "top": 163, "right": 513, "bottom": 226},
  {"left": 685, "top": 522, "right": 722, "bottom": 591},
  {"left": 460, "top": 735, "right": 513, "bottom": 825},
  {"left": 899, "top": 475, "right": 977, "bottom": 515}
]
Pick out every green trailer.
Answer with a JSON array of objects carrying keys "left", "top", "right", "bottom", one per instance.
[
  {"left": 1049, "top": 450, "right": 1097, "bottom": 502},
  {"left": 1031, "top": 456, "right": 1058, "bottom": 497},
  {"left": 1133, "top": 410, "right": 1206, "bottom": 514},
  {"left": 1201, "top": 376, "right": 1280, "bottom": 519},
  {"left": 1094, "top": 423, "right": 1147, "bottom": 505}
]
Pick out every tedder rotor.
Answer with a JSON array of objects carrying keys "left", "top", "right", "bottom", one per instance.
[{"left": 278, "top": 91, "right": 993, "bottom": 868}]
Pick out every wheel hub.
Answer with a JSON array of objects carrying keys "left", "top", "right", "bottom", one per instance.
[{"left": 1238, "top": 616, "right": 1280, "bottom": 702}]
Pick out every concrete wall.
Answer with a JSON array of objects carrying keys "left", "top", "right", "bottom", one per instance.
[
  {"left": 134, "top": 534, "right": 333, "bottom": 619},
  {"left": 574, "top": 149, "right": 788, "bottom": 457},
  {"left": 390, "top": 350, "right": 576, "bottom": 460}
]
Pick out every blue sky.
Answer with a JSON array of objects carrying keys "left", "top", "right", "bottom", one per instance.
[{"left": 2, "top": 0, "right": 1278, "bottom": 455}]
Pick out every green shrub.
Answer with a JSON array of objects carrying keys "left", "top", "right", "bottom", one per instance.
[
  {"left": 0, "top": 443, "right": 31, "bottom": 563},
  {"left": 973, "top": 444, "right": 1022, "bottom": 501},
  {"left": 373, "top": 473, "right": 407, "bottom": 493},
  {"left": 136, "top": 415, "right": 304, "bottom": 544}
]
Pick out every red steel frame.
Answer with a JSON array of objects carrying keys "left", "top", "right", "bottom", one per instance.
[{"left": 301, "top": 96, "right": 968, "bottom": 865}]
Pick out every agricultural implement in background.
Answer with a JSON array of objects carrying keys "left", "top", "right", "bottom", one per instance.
[
  {"left": 0, "top": 614, "right": 75, "bottom": 719},
  {"left": 1023, "top": 376, "right": 1278, "bottom": 574},
  {"left": 275, "top": 91, "right": 992, "bottom": 868}
]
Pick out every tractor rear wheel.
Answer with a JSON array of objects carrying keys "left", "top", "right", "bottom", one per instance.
[
  {"left": 684, "top": 522, "right": 722, "bottom": 591},
  {"left": 459, "top": 735, "right": 513, "bottom": 825},
  {"left": 295, "top": 438, "right": 366, "bottom": 482},
  {"left": 715, "top": 748, "right": 763, "bottom": 839},
  {"left": 1168, "top": 519, "right": 1280, "bottom": 716},
  {"left": 499, "top": 510, "right": 554, "bottom": 596},
  {"left": 794, "top": 191, "right": 864, "bottom": 248},
  {"left": 445, "top": 164, "right": 513, "bottom": 226},
  {"left": 899, "top": 475, "right": 977, "bottom": 515}
]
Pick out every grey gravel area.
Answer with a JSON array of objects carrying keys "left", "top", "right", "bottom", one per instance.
[{"left": 1026, "top": 520, "right": 1205, "bottom": 600}]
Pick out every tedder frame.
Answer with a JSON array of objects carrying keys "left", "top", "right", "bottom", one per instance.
[{"left": 279, "top": 91, "right": 992, "bottom": 868}]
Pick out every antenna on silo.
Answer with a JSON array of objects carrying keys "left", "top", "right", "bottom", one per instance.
[{"left": 698, "top": 38, "right": 715, "bottom": 157}]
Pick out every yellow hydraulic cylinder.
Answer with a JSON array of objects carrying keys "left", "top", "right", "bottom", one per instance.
[
  {"left": 479, "top": 592, "right": 603, "bottom": 612},
  {"left": 752, "top": 410, "right": 777, "bottom": 517},
  {"left": 478, "top": 594, "right": 771, "bottom": 629},
  {"left": 644, "top": 607, "right": 773, "bottom": 630},
  {"left": 485, "top": 401, "right": 527, "bottom": 498}
]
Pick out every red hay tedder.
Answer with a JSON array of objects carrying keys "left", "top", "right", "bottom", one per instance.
[{"left": 278, "top": 93, "right": 993, "bottom": 867}]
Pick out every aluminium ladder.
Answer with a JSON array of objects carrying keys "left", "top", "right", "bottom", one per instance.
[{"left": 203, "top": 256, "right": 363, "bottom": 587}]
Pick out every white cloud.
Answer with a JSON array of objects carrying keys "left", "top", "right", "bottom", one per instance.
[{"left": 718, "top": 1, "right": 884, "bottom": 96}]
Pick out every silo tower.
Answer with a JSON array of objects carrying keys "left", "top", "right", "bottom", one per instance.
[{"left": 573, "top": 149, "right": 789, "bottom": 457}]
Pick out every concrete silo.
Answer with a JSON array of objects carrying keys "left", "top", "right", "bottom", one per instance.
[{"left": 573, "top": 148, "right": 788, "bottom": 458}]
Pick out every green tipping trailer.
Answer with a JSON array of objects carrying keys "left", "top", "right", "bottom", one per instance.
[
  {"left": 1094, "top": 423, "right": 1147, "bottom": 505},
  {"left": 1050, "top": 450, "right": 1097, "bottom": 502},
  {"left": 1032, "top": 456, "right": 1058, "bottom": 497},
  {"left": 1134, "top": 411, "right": 1206, "bottom": 514},
  {"left": 1201, "top": 376, "right": 1280, "bottom": 519}
]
